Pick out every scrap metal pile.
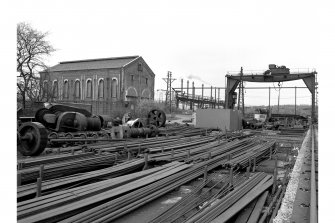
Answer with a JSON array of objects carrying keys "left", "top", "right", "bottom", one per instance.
[
  {"left": 17, "top": 129, "right": 280, "bottom": 223},
  {"left": 17, "top": 104, "right": 302, "bottom": 223},
  {"left": 17, "top": 103, "right": 167, "bottom": 156}
]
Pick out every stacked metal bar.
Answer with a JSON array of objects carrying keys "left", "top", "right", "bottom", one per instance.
[
  {"left": 17, "top": 162, "right": 191, "bottom": 223},
  {"left": 17, "top": 159, "right": 144, "bottom": 201},
  {"left": 18, "top": 153, "right": 117, "bottom": 184},
  {"left": 184, "top": 172, "right": 273, "bottom": 223}
]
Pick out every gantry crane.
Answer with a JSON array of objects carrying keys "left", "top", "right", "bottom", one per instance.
[{"left": 225, "top": 64, "right": 317, "bottom": 122}]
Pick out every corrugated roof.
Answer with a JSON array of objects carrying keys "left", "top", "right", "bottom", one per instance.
[{"left": 47, "top": 56, "right": 139, "bottom": 72}]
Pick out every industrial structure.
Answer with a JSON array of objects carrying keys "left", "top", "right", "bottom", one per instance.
[
  {"left": 39, "top": 56, "right": 155, "bottom": 114},
  {"left": 17, "top": 64, "right": 318, "bottom": 223}
]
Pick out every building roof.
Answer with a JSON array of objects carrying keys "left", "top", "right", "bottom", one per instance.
[{"left": 46, "top": 56, "right": 140, "bottom": 72}]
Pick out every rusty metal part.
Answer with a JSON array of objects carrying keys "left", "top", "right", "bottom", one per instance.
[
  {"left": 127, "top": 118, "right": 145, "bottom": 128},
  {"left": 18, "top": 122, "right": 48, "bottom": 156},
  {"left": 98, "top": 115, "right": 114, "bottom": 128},
  {"left": 87, "top": 116, "right": 102, "bottom": 131},
  {"left": 148, "top": 109, "right": 166, "bottom": 127}
]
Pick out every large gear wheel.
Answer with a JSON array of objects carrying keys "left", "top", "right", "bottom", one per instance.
[
  {"left": 147, "top": 109, "right": 166, "bottom": 127},
  {"left": 18, "top": 122, "right": 48, "bottom": 156}
]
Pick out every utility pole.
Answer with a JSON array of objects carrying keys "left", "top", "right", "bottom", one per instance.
[
  {"left": 277, "top": 83, "right": 281, "bottom": 114},
  {"left": 239, "top": 67, "right": 245, "bottom": 116},
  {"left": 162, "top": 71, "right": 176, "bottom": 114}
]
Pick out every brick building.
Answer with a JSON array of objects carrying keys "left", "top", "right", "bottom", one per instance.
[{"left": 40, "top": 56, "right": 155, "bottom": 114}]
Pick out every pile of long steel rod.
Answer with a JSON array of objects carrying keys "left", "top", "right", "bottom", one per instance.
[
  {"left": 17, "top": 162, "right": 191, "bottom": 223},
  {"left": 158, "top": 125, "right": 210, "bottom": 137},
  {"left": 224, "top": 140, "right": 276, "bottom": 169},
  {"left": 184, "top": 172, "right": 273, "bottom": 223},
  {"left": 17, "top": 159, "right": 145, "bottom": 201},
  {"left": 150, "top": 170, "right": 246, "bottom": 223},
  {"left": 17, "top": 152, "right": 95, "bottom": 169},
  {"left": 18, "top": 153, "right": 117, "bottom": 184}
]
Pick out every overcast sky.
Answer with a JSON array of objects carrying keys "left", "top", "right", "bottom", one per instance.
[
  {"left": 2, "top": 1, "right": 335, "bottom": 221},
  {"left": 12, "top": 0, "right": 329, "bottom": 106}
]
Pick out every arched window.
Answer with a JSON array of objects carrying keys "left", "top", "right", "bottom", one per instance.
[
  {"left": 86, "top": 79, "right": 92, "bottom": 98},
  {"left": 111, "top": 79, "right": 117, "bottom": 98},
  {"left": 74, "top": 80, "right": 81, "bottom": 99},
  {"left": 52, "top": 81, "right": 58, "bottom": 99},
  {"left": 42, "top": 81, "right": 48, "bottom": 98},
  {"left": 98, "top": 79, "right": 104, "bottom": 98},
  {"left": 63, "top": 80, "right": 69, "bottom": 98}
]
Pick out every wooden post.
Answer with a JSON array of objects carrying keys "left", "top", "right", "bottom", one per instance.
[
  {"left": 246, "top": 166, "right": 250, "bottom": 178},
  {"left": 253, "top": 157, "right": 256, "bottom": 172},
  {"left": 272, "top": 156, "right": 278, "bottom": 194},
  {"left": 229, "top": 167, "right": 234, "bottom": 187},
  {"left": 36, "top": 178, "right": 42, "bottom": 197},
  {"left": 143, "top": 151, "right": 149, "bottom": 170},
  {"left": 17, "top": 173, "right": 21, "bottom": 186},
  {"left": 138, "top": 144, "right": 141, "bottom": 155},
  {"left": 39, "top": 165, "right": 44, "bottom": 181},
  {"left": 204, "top": 165, "right": 208, "bottom": 181}
]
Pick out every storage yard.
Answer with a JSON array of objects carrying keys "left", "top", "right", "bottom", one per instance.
[{"left": 17, "top": 103, "right": 318, "bottom": 222}]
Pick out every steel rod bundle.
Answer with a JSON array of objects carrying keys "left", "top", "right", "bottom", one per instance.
[
  {"left": 17, "top": 162, "right": 184, "bottom": 222},
  {"left": 17, "top": 159, "right": 145, "bottom": 201},
  {"left": 150, "top": 170, "right": 247, "bottom": 223},
  {"left": 184, "top": 172, "right": 273, "bottom": 223},
  {"left": 17, "top": 152, "right": 95, "bottom": 169},
  {"left": 46, "top": 153, "right": 233, "bottom": 222},
  {"left": 224, "top": 140, "right": 276, "bottom": 169},
  {"left": 18, "top": 153, "right": 117, "bottom": 184},
  {"left": 18, "top": 162, "right": 192, "bottom": 223}
]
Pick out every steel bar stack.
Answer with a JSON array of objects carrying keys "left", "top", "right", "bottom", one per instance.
[
  {"left": 18, "top": 153, "right": 117, "bottom": 184},
  {"left": 150, "top": 170, "right": 246, "bottom": 223},
  {"left": 184, "top": 172, "right": 273, "bottom": 223},
  {"left": 17, "top": 162, "right": 192, "bottom": 223},
  {"left": 17, "top": 159, "right": 145, "bottom": 201}
]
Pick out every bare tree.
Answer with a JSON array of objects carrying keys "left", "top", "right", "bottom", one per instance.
[{"left": 17, "top": 22, "right": 55, "bottom": 109}]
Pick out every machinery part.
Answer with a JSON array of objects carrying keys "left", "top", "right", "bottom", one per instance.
[
  {"left": 87, "top": 116, "right": 102, "bottom": 131},
  {"left": 128, "top": 127, "right": 154, "bottom": 138},
  {"left": 48, "top": 132, "right": 59, "bottom": 146},
  {"left": 18, "top": 122, "right": 48, "bottom": 156},
  {"left": 127, "top": 118, "right": 145, "bottom": 128},
  {"left": 35, "top": 108, "right": 54, "bottom": 128},
  {"left": 55, "top": 112, "right": 88, "bottom": 132},
  {"left": 64, "top": 133, "right": 74, "bottom": 139},
  {"left": 148, "top": 125, "right": 159, "bottom": 137},
  {"left": 98, "top": 115, "right": 114, "bottom": 128},
  {"left": 17, "top": 131, "right": 21, "bottom": 147},
  {"left": 147, "top": 109, "right": 166, "bottom": 127},
  {"left": 79, "top": 133, "right": 87, "bottom": 139},
  {"left": 45, "top": 103, "right": 92, "bottom": 117}
]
